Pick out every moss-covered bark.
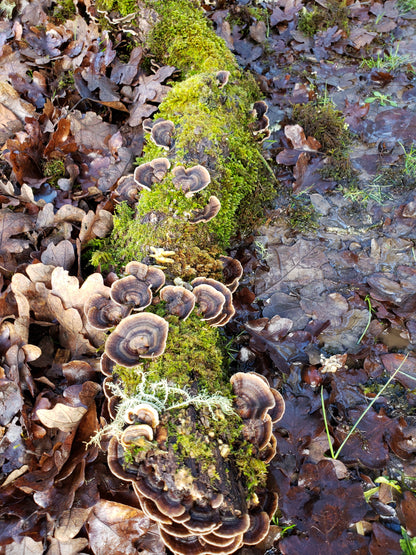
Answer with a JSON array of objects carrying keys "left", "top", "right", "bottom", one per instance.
[{"left": 98, "top": 0, "right": 275, "bottom": 278}]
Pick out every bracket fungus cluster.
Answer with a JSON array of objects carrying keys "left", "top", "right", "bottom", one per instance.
[
  {"left": 89, "top": 260, "right": 285, "bottom": 554},
  {"left": 249, "top": 100, "right": 270, "bottom": 142},
  {"left": 105, "top": 368, "right": 284, "bottom": 555}
]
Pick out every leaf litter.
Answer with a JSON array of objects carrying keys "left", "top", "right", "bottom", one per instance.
[{"left": 0, "top": 0, "right": 416, "bottom": 554}]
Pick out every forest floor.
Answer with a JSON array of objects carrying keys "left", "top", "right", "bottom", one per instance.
[{"left": 1, "top": 0, "right": 416, "bottom": 554}]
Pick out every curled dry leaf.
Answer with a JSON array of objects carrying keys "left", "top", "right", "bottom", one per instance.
[
  {"left": 36, "top": 404, "right": 87, "bottom": 433},
  {"left": 86, "top": 500, "right": 166, "bottom": 555},
  {"left": 41, "top": 240, "right": 75, "bottom": 270}
]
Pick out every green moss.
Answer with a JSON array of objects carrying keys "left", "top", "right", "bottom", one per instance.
[
  {"left": 288, "top": 196, "right": 318, "bottom": 233},
  {"left": 298, "top": 0, "right": 350, "bottom": 38},
  {"left": 43, "top": 158, "right": 65, "bottom": 187},
  {"left": 51, "top": 0, "right": 75, "bottom": 21},
  {"left": 145, "top": 312, "right": 229, "bottom": 394},
  {"left": 148, "top": 0, "right": 237, "bottom": 75},
  {"left": 96, "top": 0, "right": 137, "bottom": 17}
]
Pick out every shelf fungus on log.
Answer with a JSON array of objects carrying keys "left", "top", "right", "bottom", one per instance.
[
  {"left": 189, "top": 195, "right": 221, "bottom": 224},
  {"left": 85, "top": 291, "right": 131, "bottom": 330},
  {"left": 192, "top": 277, "right": 235, "bottom": 326},
  {"left": 125, "top": 261, "right": 166, "bottom": 292},
  {"left": 159, "top": 285, "right": 195, "bottom": 320},
  {"left": 172, "top": 165, "right": 211, "bottom": 198},
  {"left": 219, "top": 255, "right": 243, "bottom": 293},
  {"left": 110, "top": 275, "right": 153, "bottom": 310},
  {"left": 150, "top": 120, "right": 175, "bottom": 150},
  {"left": 103, "top": 364, "right": 283, "bottom": 555},
  {"left": 192, "top": 284, "right": 225, "bottom": 321},
  {"left": 105, "top": 313, "right": 169, "bottom": 366},
  {"left": 134, "top": 157, "right": 171, "bottom": 191}
]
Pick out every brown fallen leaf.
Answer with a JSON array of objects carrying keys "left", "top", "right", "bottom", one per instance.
[
  {"left": 36, "top": 403, "right": 87, "bottom": 433},
  {"left": 87, "top": 500, "right": 166, "bottom": 555},
  {"left": 46, "top": 537, "right": 89, "bottom": 555},
  {"left": 41, "top": 240, "right": 75, "bottom": 270}
]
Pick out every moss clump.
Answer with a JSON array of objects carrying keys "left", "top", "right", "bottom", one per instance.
[
  {"left": 288, "top": 196, "right": 318, "bottom": 233},
  {"left": 298, "top": 0, "right": 350, "bottom": 38},
  {"left": 148, "top": 0, "right": 237, "bottom": 75},
  {"left": 145, "top": 312, "right": 230, "bottom": 394},
  {"left": 96, "top": 0, "right": 137, "bottom": 17},
  {"left": 51, "top": 0, "right": 76, "bottom": 21},
  {"left": 292, "top": 101, "right": 350, "bottom": 154},
  {"left": 43, "top": 158, "right": 65, "bottom": 187}
]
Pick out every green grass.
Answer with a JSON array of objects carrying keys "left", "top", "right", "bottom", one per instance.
[
  {"left": 360, "top": 45, "right": 411, "bottom": 72},
  {"left": 398, "top": 0, "right": 416, "bottom": 13},
  {"left": 399, "top": 141, "right": 416, "bottom": 178},
  {"left": 321, "top": 354, "right": 409, "bottom": 460}
]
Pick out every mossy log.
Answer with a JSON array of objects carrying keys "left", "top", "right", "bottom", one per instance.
[
  {"left": 94, "top": 2, "right": 282, "bottom": 553},
  {"left": 102, "top": 0, "right": 275, "bottom": 279}
]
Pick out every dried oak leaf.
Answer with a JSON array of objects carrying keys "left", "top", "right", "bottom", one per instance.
[
  {"left": 36, "top": 404, "right": 87, "bottom": 433},
  {"left": 255, "top": 238, "right": 329, "bottom": 299},
  {"left": 41, "top": 240, "right": 75, "bottom": 270},
  {"left": 4, "top": 536, "right": 44, "bottom": 554},
  {"left": 332, "top": 407, "right": 395, "bottom": 469},
  {"left": 381, "top": 353, "right": 416, "bottom": 389},
  {"left": 86, "top": 500, "right": 166, "bottom": 555},
  {"left": 0, "top": 209, "right": 35, "bottom": 255},
  {"left": 369, "top": 522, "right": 401, "bottom": 555},
  {"left": 46, "top": 537, "right": 89, "bottom": 555},
  {"left": 398, "top": 491, "right": 416, "bottom": 537},
  {"left": 279, "top": 461, "right": 369, "bottom": 554}
]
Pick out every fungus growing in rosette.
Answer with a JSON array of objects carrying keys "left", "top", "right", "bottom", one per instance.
[
  {"left": 172, "top": 165, "right": 211, "bottom": 198},
  {"left": 114, "top": 174, "right": 139, "bottom": 203},
  {"left": 110, "top": 275, "right": 153, "bottom": 310},
  {"left": 85, "top": 291, "right": 131, "bottom": 330},
  {"left": 150, "top": 120, "right": 175, "bottom": 150},
  {"left": 230, "top": 372, "right": 276, "bottom": 420},
  {"left": 159, "top": 285, "right": 195, "bottom": 320},
  {"left": 120, "top": 424, "right": 154, "bottom": 448},
  {"left": 219, "top": 255, "right": 243, "bottom": 293},
  {"left": 125, "top": 403, "right": 160, "bottom": 428},
  {"left": 189, "top": 195, "right": 221, "bottom": 224},
  {"left": 134, "top": 157, "right": 171, "bottom": 191},
  {"left": 105, "top": 313, "right": 169, "bottom": 366},
  {"left": 191, "top": 277, "right": 235, "bottom": 326},
  {"left": 192, "top": 284, "right": 225, "bottom": 321},
  {"left": 125, "top": 261, "right": 165, "bottom": 292}
]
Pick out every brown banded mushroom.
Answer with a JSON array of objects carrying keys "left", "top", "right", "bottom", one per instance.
[
  {"left": 160, "top": 285, "right": 195, "bottom": 320},
  {"left": 191, "top": 277, "right": 235, "bottom": 326},
  {"left": 259, "top": 433, "right": 277, "bottom": 464},
  {"left": 268, "top": 388, "right": 285, "bottom": 423},
  {"left": 219, "top": 255, "right": 243, "bottom": 293},
  {"left": 125, "top": 261, "right": 166, "bottom": 292},
  {"left": 110, "top": 275, "right": 152, "bottom": 310},
  {"left": 150, "top": 120, "right": 175, "bottom": 150},
  {"left": 242, "top": 511, "right": 270, "bottom": 545},
  {"left": 250, "top": 101, "right": 270, "bottom": 138},
  {"left": 108, "top": 437, "right": 137, "bottom": 483},
  {"left": 105, "top": 313, "right": 169, "bottom": 366},
  {"left": 172, "top": 165, "right": 211, "bottom": 198},
  {"left": 85, "top": 292, "right": 131, "bottom": 330},
  {"left": 230, "top": 372, "right": 276, "bottom": 420},
  {"left": 192, "top": 284, "right": 225, "bottom": 321},
  {"left": 143, "top": 117, "right": 166, "bottom": 133},
  {"left": 134, "top": 157, "right": 171, "bottom": 191},
  {"left": 214, "top": 514, "right": 250, "bottom": 538},
  {"left": 160, "top": 521, "right": 194, "bottom": 537},
  {"left": 125, "top": 403, "right": 160, "bottom": 427},
  {"left": 114, "top": 174, "right": 139, "bottom": 203},
  {"left": 140, "top": 497, "right": 173, "bottom": 525},
  {"left": 189, "top": 196, "right": 221, "bottom": 224},
  {"left": 242, "top": 414, "right": 273, "bottom": 450},
  {"left": 215, "top": 70, "right": 230, "bottom": 89},
  {"left": 100, "top": 353, "right": 116, "bottom": 377},
  {"left": 120, "top": 424, "right": 154, "bottom": 448}
]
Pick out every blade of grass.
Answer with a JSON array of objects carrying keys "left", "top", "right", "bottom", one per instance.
[
  {"left": 333, "top": 353, "right": 409, "bottom": 459},
  {"left": 321, "top": 385, "right": 335, "bottom": 459},
  {"left": 357, "top": 294, "right": 372, "bottom": 344}
]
